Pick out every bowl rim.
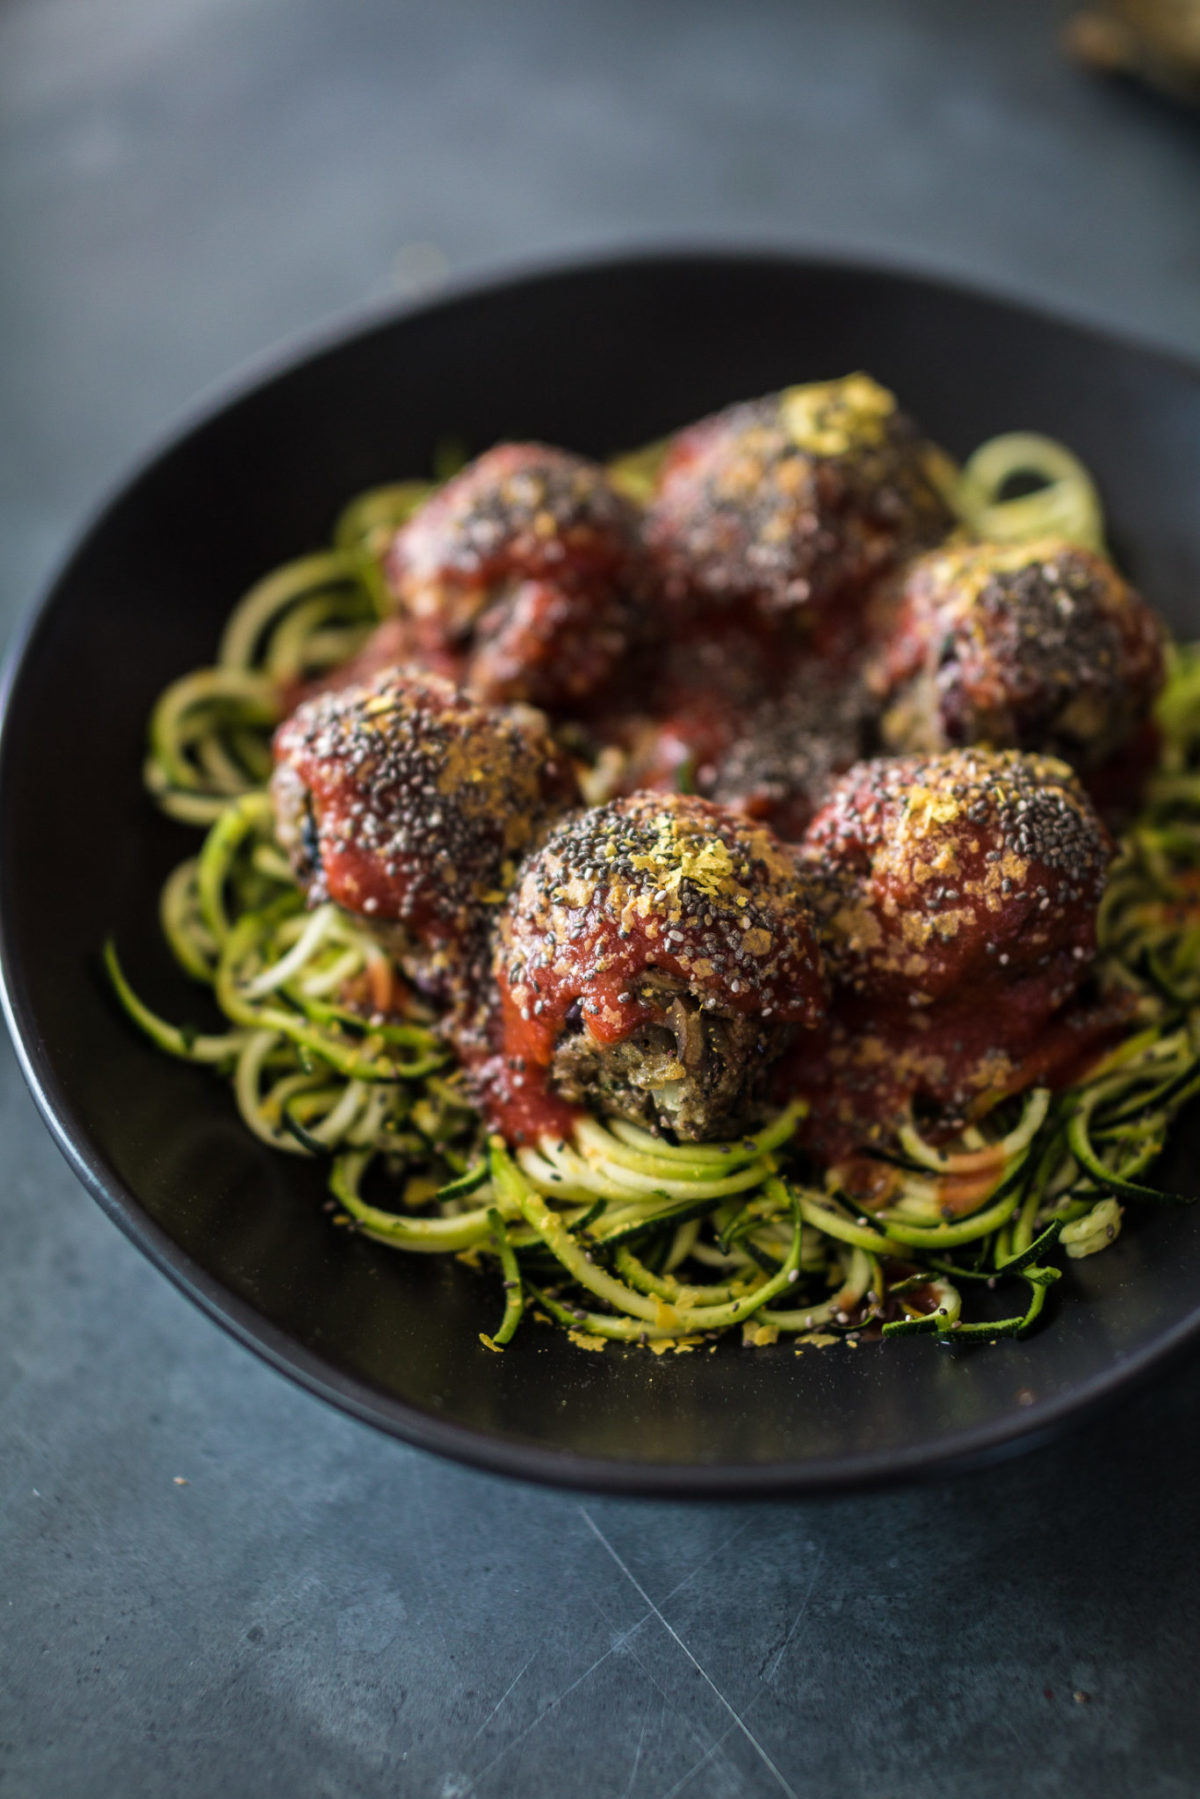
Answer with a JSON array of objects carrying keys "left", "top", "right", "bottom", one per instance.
[{"left": 6, "top": 243, "right": 1200, "bottom": 1497}]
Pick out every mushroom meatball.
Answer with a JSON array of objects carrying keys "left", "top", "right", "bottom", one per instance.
[
  {"left": 384, "top": 443, "right": 648, "bottom": 708},
  {"left": 707, "top": 674, "right": 876, "bottom": 842},
  {"left": 645, "top": 373, "right": 953, "bottom": 629},
  {"left": 492, "top": 793, "right": 827, "bottom": 1142},
  {"left": 873, "top": 538, "right": 1165, "bottom": 773},
  {"left": 271, "top": 668, "right": 577, "bottom": 998},
  {"left": 791, "top": 748, "right": 1117, "bottom": 1156},
  {"left": 610, "top": 614, "right": 777, "bottom": 799},
  {"left": 607, "top": 598, "right": 875, "bottom": 837},
  {"left": 800, "top": 748, "right": 1112, "bottom": 1026}
]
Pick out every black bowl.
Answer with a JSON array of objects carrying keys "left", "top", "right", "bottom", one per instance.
[{"left": 5, "top": 251, "right": 1200, "bottom": 1497}]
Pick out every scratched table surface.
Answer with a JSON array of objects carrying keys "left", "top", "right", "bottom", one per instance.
[{"left": 4, "top": 2, "right": 1200, "bottom": 1794}]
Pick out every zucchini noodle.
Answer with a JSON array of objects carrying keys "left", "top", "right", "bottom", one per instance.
[
  {"left": 953, "top": 431, "right": 1107, "bottom": 554},
  {"left": 143, "top": 485, "right": 433, "bottom": 825},
  {"left": 110, "top": 433, "right": 1200, "bottom": 1353}
]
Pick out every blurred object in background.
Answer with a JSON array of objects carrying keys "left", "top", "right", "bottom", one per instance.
[
  {"left": 390, "top": 241, "right": 450, "bottom": 300},
  {"left": 1066, "top": 0, "right": 1200, "bottom": 105}
]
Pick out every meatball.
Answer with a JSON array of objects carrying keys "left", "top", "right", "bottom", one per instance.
[
  {"left": 610, "top": 614, "right": 777, "bottom": 798},
  {"left": 799, "top": 748, "right": 1112, "bottom": 1025},
  {"left": 271, "top": 668, "right": 578, "bottom": 997},
  {"left": 607, "top": 610, "right": 874, "bottom": 839},
  {"left": 491, "top": 792, "right": 827, "bottom": 1141},
  {"left": 384, "top": 443, "right": 648, "bottom": 708},
  {"left": 707, "top": 674, "right": 875, "bottom": 842},
  {"left": 873, "top": 538, "right": 1165, "bottom": 772},
  {"left": 645, "top": 373, "right": 953, "bottom": 628},
  {"left": 788, "top": 748, "right": 1117, "bottom": 1158}
]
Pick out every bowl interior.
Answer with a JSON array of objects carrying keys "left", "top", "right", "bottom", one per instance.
[{"left": 6, "top": 253, "right": 1200, "bottom": 1494}]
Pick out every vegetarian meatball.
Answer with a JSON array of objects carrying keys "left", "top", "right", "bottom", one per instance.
[
  {"left": 790, "top": 748, "right": 1117, "bottom": 1157},
  {"left": 609, "top": 614, "right": 777, "bottom": 799},
  {"left": 384, "top": 443, "right": 649, "bottom": 708},
  {"left": 492, "top": 792, "right": 827, "bottom": 1141},
  {"left": 645, "top": 373, "right": 953, "bottom": 628},
  {"left": 606, "top": 610, "right": 875, "bottom": 839},
  {"left": 800, "top": 747, "right": 1112, "bottom": 1025},
  {"left": 271, "top": 668, "right": 578, "bottom": 997},
  {"left": 873, "top": 538, "right": 1165, "bottom": 771},
  {"left": 706, "top": 673, "right": 875, "bottom": 842}
]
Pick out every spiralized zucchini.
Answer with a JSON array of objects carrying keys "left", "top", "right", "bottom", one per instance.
[
  {"left": 143, "top": 485, "right": 433, "bottom": 825},
  {"left": 954, "top": 431, "right": 1106, "bottom": 554},
  {"left": 110, "top": 432, "right": 1200, "bottom": 1353}
]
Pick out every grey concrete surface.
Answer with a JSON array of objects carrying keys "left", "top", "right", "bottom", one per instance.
[{"left": 3, "top": 1, "right": 1200, "bottom": 1794}]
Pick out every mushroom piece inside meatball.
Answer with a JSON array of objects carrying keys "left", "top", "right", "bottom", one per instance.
[
  {"left": 798, "top": 747, "right": 1113, "bottom": 1034},
  {"left": 493, "top": 792, "right": 826, "bottom": 1141},
  {"left": 645, "top": 373, "right": 954, "bottom": 630},
  {"left": 383, "top": 443, "right": 649, "bottom": 709},
  {"left": 872, "top": 538, "right": 1165, "bottom": 773},
  {"left": 271, "top": 668, "right": 578, "bottom": 999}
]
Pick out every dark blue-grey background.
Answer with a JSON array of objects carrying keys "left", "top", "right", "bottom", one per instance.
[{"left": 3, "top": 3, "right": 1200, "bottom": 1794}]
